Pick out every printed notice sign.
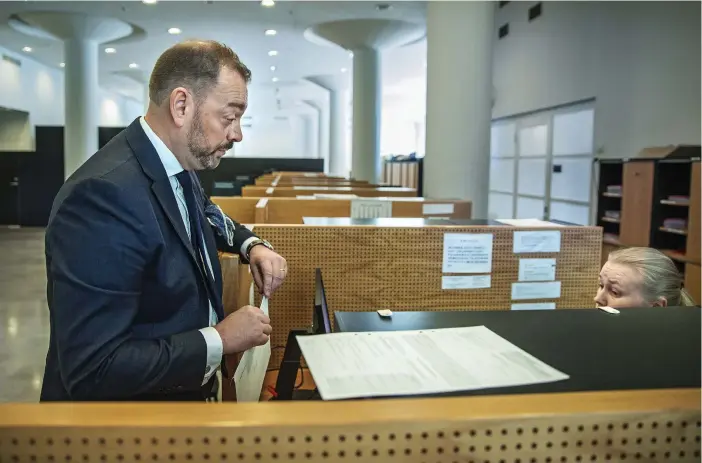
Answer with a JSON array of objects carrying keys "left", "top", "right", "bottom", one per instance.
[
  {"left": 518, "top": 258, "right": 557, "bottom": 281},
  {"left": 351, "top": 199, "right": 393, "bottom": 219},
  {"left": 442, "top": 233, "right": 493, "bottom": 273},
  {"left": 511, "top": 302, "right": 557, "bottom": 311},
  {"left": 511, "top": 281, "right": 561, "bottom": 300},
  {"left": 423, "top": 203, "right": 455, "bottom": 215},
  {"left": 442, "top": 275, "right": 491, "bottom": 290},
  {"left": 513, "top": 231, "right": 561, "bottom": 253}
]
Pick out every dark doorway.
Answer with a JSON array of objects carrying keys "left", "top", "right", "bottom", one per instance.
[{"left": 0, "top": 154, "right": 20, "bottom": 225}]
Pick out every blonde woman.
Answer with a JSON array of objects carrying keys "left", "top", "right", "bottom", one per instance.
[{"left": 595, "top": 247, "right": 697, "bottom": 308}]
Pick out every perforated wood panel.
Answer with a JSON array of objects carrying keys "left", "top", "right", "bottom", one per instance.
[
  {"left": 253, "top": 225, "right": 602, "bottom": 364},
  {"left": 1, "top": 410, "right": 698, "bottom": 462}
]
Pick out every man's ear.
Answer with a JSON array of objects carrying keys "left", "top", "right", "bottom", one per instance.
[
  {"left": 169, "top": 87, "right": 190, "bottom": 128},
  {"left": 651, "top": 297, "right": 668, "bottom": 308}
]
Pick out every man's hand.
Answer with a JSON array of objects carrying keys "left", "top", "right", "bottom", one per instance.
[
  {"left": 214, "top": 305, "right": 271, "bottom": 355},
  {"left": 249, "top": 245, "right": 287, "bottom": 297}
]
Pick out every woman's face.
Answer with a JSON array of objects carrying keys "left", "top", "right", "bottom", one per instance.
[{"left": 594, "top": 261, "right": 650, "bottom": 308}]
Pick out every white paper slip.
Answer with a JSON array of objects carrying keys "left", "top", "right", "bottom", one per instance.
[
  {"left": 511, "top": 281, "right": 561, "bottom": 300},
  {"left": 265, "top": 187, "right": 274, "bottom": 194},
  {"left": 423, "top": 203, "right": 454, "bottom": 215},
  {"left": 518, "top": 258, "right": 556, "bottom": 281},
  {"left": 442, "top": 275, "right": 491, "bottom": 290},
  {"left": 511, "top": 302, "right": 557, "bottom": 311},
  {"left": 513, "top": 231, "right": 561, "bottom": 253},
  {"left": 296, "top": 326, "right": 569, "bottom": 401},
  {"left": 234, "top": 295, "right": 271, "bottom": 402},
  {"left": 442, "top": 233, "right": 493, "bottom": 273},
  {"left": 497, "top": 218, "right": 564, "bottom": 227},
  {"left": 351, "top": 199, "right": 393, "bottom": 219}
]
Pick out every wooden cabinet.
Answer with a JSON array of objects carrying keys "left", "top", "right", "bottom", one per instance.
[
  {"left": 620, "top": 162, "right": 654, "bottom": 246},
  {"left": 684, "top": 263, "right": 700, "bottom": 305},
  {"left": 686, "top": 162, "right": 700, "bottom": 263}
]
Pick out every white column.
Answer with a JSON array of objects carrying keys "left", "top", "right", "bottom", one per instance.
[
  {"left": 424, "top": 2, "right": 494, "bottom": 216},
  {"left": 64, "top": 38, "right": 100, "bottom": 179},
  {"left": 351, "top": 47, "right": 381, "bottom": 183},
  {"left": 143, "top": 82, "right": 150, "bottom": 113},
  {"left": 328, "top": 88, "right": 348, "bottom": 176}
]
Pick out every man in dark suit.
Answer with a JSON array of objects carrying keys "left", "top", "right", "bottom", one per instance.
[{"left": 41, "top": 40, "right": 287, "bottom": 401}]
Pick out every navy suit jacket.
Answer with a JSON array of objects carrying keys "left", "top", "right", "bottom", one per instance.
[{"left": 41, "top": 118, "right": 255, "bottom": 401}]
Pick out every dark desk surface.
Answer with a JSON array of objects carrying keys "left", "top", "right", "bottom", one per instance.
[
  {"left": 333, "top": 307, "right": 701, "bottom": 398},
  {"left": 301, "top": 217, "right": 504, "bottom": 226}
]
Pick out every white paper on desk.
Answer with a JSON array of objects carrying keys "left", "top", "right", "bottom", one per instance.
[
  {"left": 442, "top": 233, "right": 493, "bottom": 273},
  {"left": 234, "top": 296, "right": 271, "bottom": 402},
  {"left": 296, "top": 326, "right": 569, "bottom": 401},
  {"left": 442, "top": 275, "right": 491, "bottom": 290},
  {"left": 265, "top": 187, "right": 274, "bottom": 194},
  {"left": 513, "top": 231, "right": 561, "bottom": 253},
  {"left": 511, "top": 281, "right": 561, "bottom": 300},
  {"left": 351, "top": 199, "right": 393, "bottom": 219},
  {"left": 518, "top": 258, "right": 556, "bottom": 281},
  {"left": 423, "top": 203, "right": 454, "bottom": 215}
]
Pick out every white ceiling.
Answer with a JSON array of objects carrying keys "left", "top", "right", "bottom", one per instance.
[{"left": 0, "top": 1, "right": 427, "bottom": 116}]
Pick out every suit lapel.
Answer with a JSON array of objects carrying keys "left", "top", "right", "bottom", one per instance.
[{"left": 125, "top": 118, "right": 199, "bottom": 266}]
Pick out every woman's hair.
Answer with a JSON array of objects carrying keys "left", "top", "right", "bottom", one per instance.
[{"left": 608, "top": 247, "right": 696, "bottom": 306}]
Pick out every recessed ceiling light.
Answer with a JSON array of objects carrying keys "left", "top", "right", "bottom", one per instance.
[
  {"left": 272, "top": 77, "right": 279, "bottom": 82},
  {"left": 22, "top": 46, "right": 32, "bottom": 52},
  {"left": 270, "top": 65, "right": 276, "bottom": 71},
  {"left": 105, "top": 47, "right": 116, "bottom": 54},
  {"left": 268, "top": 50, "right": 278, "bottom": 57},
  {"left": 142, "top": 0, "right": 158, "bottom": 4},
  {"left": 265, "top": 29, "right": 277, "bottom": 36},
  {"left": 261, "top": 0, "right": 275, "bottom": 6},
  {"left": 341, "top": 67, "right": 347, "bottom": 73},
  {"left": 348, "top": 51, "right": 354, "bottom": 58},
  {"left": 168, "top": 27, "right": 182, "bottom": 35},
  {"left": 59, "top": 62, "right": 65, "bottom": 68},
  {"left": 129, "top": 63, "right": 139, "bottom": 69}
]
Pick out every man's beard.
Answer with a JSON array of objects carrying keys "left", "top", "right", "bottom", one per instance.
[{"left": 187, "top": 109, "right": 233, "bottom": 170}]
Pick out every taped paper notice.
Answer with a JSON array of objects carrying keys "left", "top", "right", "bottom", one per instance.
[
  {"left": 511, "top": 302, "right": 557, "bottom": 311},
  {"left": 265, "top": 187, "right": 273, "bottom": 194},
  {"left": 351, "top": 199, "right": 393, "bottom": 219},
  {"left": 423, "top": 203, "right": 454, "bottom": 215},
  {"left": 518, "top": 258, "right": 556, "bottom": 281},
  {"left": 511, "top": 281, "right": 561, "bottom": 300},
  {"left": 513, "top": 231, "right": 561, "bottom": 253},
  {"left": 442, "top": 275, "right": 491, "bottom": 290},
  {"left": 442, "top": 233, "right": 493, "bottom": 274}
]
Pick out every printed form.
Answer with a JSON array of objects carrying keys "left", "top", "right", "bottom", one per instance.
[{"left": 297, "top": 326, "right": 569, "bottom": 400}]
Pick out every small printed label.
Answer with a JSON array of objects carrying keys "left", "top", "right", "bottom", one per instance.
[{"left": 442, "top": 275, "right": 491, "bottom": 290}]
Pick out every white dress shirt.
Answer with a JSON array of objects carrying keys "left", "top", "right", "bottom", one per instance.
[{"left": 139, "top": 117, "right": 253, "bottom": 385}]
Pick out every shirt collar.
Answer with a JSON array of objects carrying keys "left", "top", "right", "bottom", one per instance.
[{"left": 139, "top": 116, "right": 184, "bottom": 178}]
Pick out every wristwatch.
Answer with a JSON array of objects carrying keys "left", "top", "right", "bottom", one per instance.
[{"left": 245, "top": 238, "right": 274, "bottom": 261}]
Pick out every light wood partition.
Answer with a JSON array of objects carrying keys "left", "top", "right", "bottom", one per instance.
[
  {"left": 241, "top": 186, "right": 417, "bottom": 198},
  {"left": 209, "top": 197, "right": 259, "bottom": 224},
  {"left": 251, "top": 224, "right": 602, "bottom": 362},
  {"left": 1, "top": 389, "right": 698, "bottom": 462},
  {"left": 212, "top": 197, "right": 471, "bottom": 225}
]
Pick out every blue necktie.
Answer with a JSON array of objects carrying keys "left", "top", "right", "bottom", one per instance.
[{"left": 175, "top": 170, "right": 218, "bottom": 319}]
